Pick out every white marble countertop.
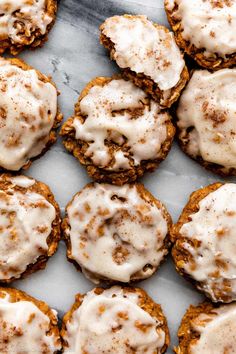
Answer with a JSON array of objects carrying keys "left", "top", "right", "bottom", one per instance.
[{"left": 9, "top": 0, "right": 233, "bottom": 352}]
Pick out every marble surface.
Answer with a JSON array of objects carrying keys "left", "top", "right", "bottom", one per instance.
[{"left": 8, "top": 0, "right": 234, "bottom": 352}]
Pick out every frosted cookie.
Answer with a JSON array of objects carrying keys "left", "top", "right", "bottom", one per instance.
[
  {"left": 62, "top": 183, "right": 172, "bottom": 284},
  {"left": 171, "top": 182, "right": 236, "bottom": 303},
  {"left": 165, "top": 0, "right": 236, "bottom": 69},
  {"left": 61, "top": 286, "right": 169, "bottom": 354},
  {"left": 0, "top": 57, "right": 62, "bottom": 171},
  {"left": 0, "top": 173, "right": 60, "bottom": 283},
  {"left": 100, "top": 15, "right": 189, "bottom": 108},
  {"left": 175, "top": 301, "right": 236, "bottom": 354},
  {"left": 0, "top": 0, "right": 57, "bottom": 54},
  {"left": 176, "top": 69, "right": 236, "bottom": 176},
  {"left": 0, "top": 287, "right": 61, "bottom": 353},
  {"left": 60, "top": 76, "right": 175, "bottom": 185}
]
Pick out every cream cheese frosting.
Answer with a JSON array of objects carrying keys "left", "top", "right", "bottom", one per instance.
[
  {"left": 65, "top": 183, "right": 169, "bottom": 283},
  {"left": 0, "top": 292, "right": 60, "bottom": 353},
  {"left": 189, "top": 304, "right": 236, "bottom": 353},
  {"left": 0, "top": 58, "right": 57, "bottom": 170},
  {"left": 0, "top": 175, "right": 56, "bottom": 280},
  {"left": 177, "top": 69, "right": 236, "bottom": 169},
  {"left": 101, "top": 15, "right": 185, "bottom": 91},
  {"left": 63, "top": 287, "right": 166, "bottom": 354},
  {"left": 0, "top": 0, "right": 53, "bottom": 44},
  {"left": 73, "top": 78, "right": 169, "bottom": 170},
  {"left": 179, "top": 183, "right": 236, "bottom": 302},
  {"left": 165, "top": 0, "right": 236, "bottom": 57}
]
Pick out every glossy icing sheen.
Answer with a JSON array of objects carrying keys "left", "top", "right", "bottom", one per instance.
[
  {"left": 0, "top": 292, "right": 60, "bottom": 353},
  {"left": 180, "top": 184, "right": 236, "bottom": 301},
  {"left": 177, "top": 69, "right": 236, "bottom": 168},
  {"left": 73, "top": 79, "right": 168, "bottom": 170},
  {"left": 101, "top": 16, "right": 185, "bottom": 90},
  {"left": 63, "top": 287, "right": 165, "bottom": 354},
  {"left": 0, "top": 58, "right": 57, "bottom": 170},
  {"left": 66, "top": 183, "right": 168, "bottom": 283},
  {"left": 0, "top": 0, "right": 53, "bottom": 43},
  {"left": 190, "top": 304, "right": 236, "bottom": 353},
  {"left": 166, "top": 0, "right": 236, "bottom": 57},
  {"left": 0, "top": 175, "right": 56, "bottom": 280}
]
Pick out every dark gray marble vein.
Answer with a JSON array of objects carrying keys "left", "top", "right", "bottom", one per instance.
[{"left": 58, "top": 0, "right": 168, "bottom": 33}]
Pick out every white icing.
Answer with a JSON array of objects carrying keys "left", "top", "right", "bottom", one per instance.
[
  {"left": 73, "top": 79, "right": 169, "bottom": 170},
  {"left": 0, "top": 58, "right": 57, "bottom": 170},
  {"left": 101, "top": 15, "right": 185, "bottom": 91},
  {"left": 190, "top": 304, "right": 236, "bottom": 353},
  {"left": 180, "top": 184, "right": 236, "bottom": 301},
  {"left": 177, "top": 69, "right": 236, "bottom": 169},
  {"left": 0, "top": 0, "right": 53, "bottom": 44},
  {"left": 10, "top": 175, "right": 35, "bottom": 188},
  {"left": 66, "top": 183, "right": 168, "bottom": 283},
  {"left": 165, "top": 0, "right": 236, "bottom": 57},
  {"left": 0, "top": 174, "right": 56, "bottom": 280},
  {"left": 63, "top": 287, "right": 165, "bottom": 354},
  {"left": 0, "top": 292, "right": 60, "bottom": 353},
  {"left": 165, "top": 0, "right": 175, "bottom": 11}
]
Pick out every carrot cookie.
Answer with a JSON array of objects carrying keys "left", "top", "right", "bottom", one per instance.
[
  {"left": 176, "top": 69, "right": 236, "bottom": 176},
  {"left": 0, "top": 57, "right": 62, "bottom": 171},
  {"left": 165, "top": 0, "right": 236, "bottom": 69},
  {"left": 175, "top": 301, "right": 236, "bottom": 354},
  {"left": 0, "top": 173, "right": 60, "bottom": 283},
  {"left": 61, "top": 286, "right": 169, "bottom": 353},
  {"left": 100, "top": 15, "right": 189, "bottom": 108},
  {"left": 62, "top": 183, "right": 172, "bottom": 284},
  {"left": 0, "top": 0, "right": 57, "bottom": 54},
  {"left": 61, "top": 76, "right": 175, "bottom": 185},
  {"left": 171, "top": 182, "right": 236, "bottom": 303},
  {"left": 0, "top": 287, "right": 61, "bottom": 353}
]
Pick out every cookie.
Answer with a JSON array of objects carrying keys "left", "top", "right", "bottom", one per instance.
[
  {"left": 0, "top": 57, "right": 62, "bottom": 171},
  {"left": 0, "top": 287, "right": 61, "bottom": 353},
  {"left": 165, "top": 0, "right": 236, "bottom": 69},
  {"left": 171, "top": 182, "right": 236, "bottom": 303},
  {"left": 175, "top": 301, "right": 236, "bottom": 354},
  {"left": 0, "top": 0, "right": 57, "bottom": 54},
  {"left": 176, "top": 68, "right": 236, "bottom": 176},
  {"left": 0, "top": 173, "right": 60, "bottom": 283},
  {"left": 100, "top": 15, "right": 189, "bottom": 108},
  {"left": 61, "top": 76, "right": 175, "bottom": 185},
  {"left": 61, "top": 286, "right": 169, "bottom": 354},
  {"left": 62, "top": 182, "right": 172, "bottom": 284}
]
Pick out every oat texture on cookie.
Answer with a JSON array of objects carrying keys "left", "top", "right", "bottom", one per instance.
[
  {"left": 100, "top": 15, "right": 188, "bottom": 107},
  {"left": 0, "top": 57, "right": 62, "bottom": 171},
  {"left": 61, "top": 286, "right": 169, "bottom": 354},
  {"left": 165, "top": 0, "right": 236, "bottom": 68},
  {"left": 0, "top": 174, "right": 60, "bottom": 282},
  {"left": 172, "top": 183, "right": 236, "bottom": 303},
  {"left": 175, "top": 301, "right": 236, "bottom": 354},
  {"left": 176, "top": 69, "right": 236, "bottom": 176},
  {"left": 62, "top": 183, "right": 171, "bottom": 284},
  {"left": 61, "top": 77, "right": 175, "bottom": 184},
  {"left": 0, "top": 287, "right": 61, "bottom": 353},
  {"left": 0, "top": 0, "right": 57, "bottom": 54}
]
